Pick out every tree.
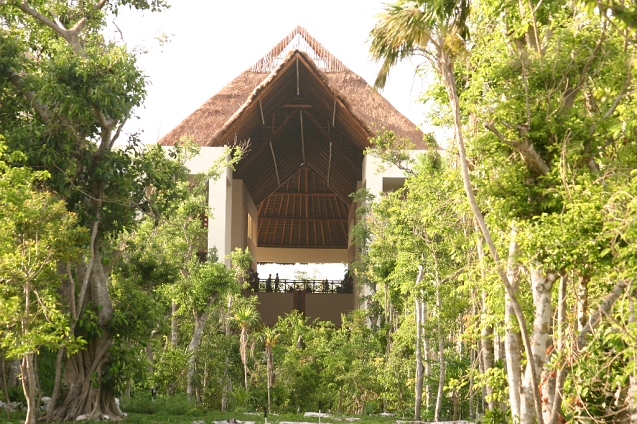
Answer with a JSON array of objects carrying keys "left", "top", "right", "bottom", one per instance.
[
  {"left": 371, "top": 0, "right": 637, "bottom": 422},
  {"left": 370, "top": 7, "right": 544, "bottom": 421},
  {"left": 260, "top": 327, "right": 279, "bottom": 413},
  {"left": 0, "top": 142, "right": 84, "bottom": 424},
  {"left": 358, "top": 149, "right": 472, "bottom": 419},
  {"left": 232, "top": 300, "right": 260, "bottom": 391},
  {"left": 0, "top": 1, "right": 191, "bottom": 420}
]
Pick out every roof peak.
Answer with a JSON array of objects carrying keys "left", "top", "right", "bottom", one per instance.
[{"left": 252, "top": 26, "right": 348, "bottom": 73}]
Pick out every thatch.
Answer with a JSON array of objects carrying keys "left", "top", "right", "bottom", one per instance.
[{"left": 158, "top": 27, "right": 424, "bottom": 148}]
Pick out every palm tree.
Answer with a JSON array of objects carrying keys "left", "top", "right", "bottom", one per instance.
[
  {"left": 232, "top": 303, "right": 260, "bottom": 391},
  {"left": 369, "top": 2, "right": 542, "bottom": 422},
  {"left": 261, "top": 327, "right": 280, "bottom": 413}
]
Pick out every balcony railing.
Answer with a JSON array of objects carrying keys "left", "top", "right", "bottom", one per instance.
[{"left": 248, "top": 278, "right": 353, "bottom": 294}]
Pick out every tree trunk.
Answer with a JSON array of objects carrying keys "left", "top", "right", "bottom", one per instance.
[
  {"left": 548, "top": 273, "right": 568, "bottom": 424},
  {"left": 171, "top": 300, "right": 179, "bottom": 348},
  {"left": 505, "top": 230, "right": 523, "bottom": 420},
  {"left": 52, "top": 258, "right": 122, "bottom": 422},
  {"left": 221, "top": 295, "right": 233, "bottom": 412},
  {"left": 266, "top": 344, "right": 274, "bottom": 413},
  {"left": 187, "top": 297, "right": 216, "bottom": 400},
  {"left": 434, "top": 284, "right": 445, "bottom": 422},
  {"left": 21, "top": 353, "right": 38, "bottom": 424},
  {"left": 477, "top": 236, "right": 496, "bottom": 411},
  {"left": 47, "top": 347, "right": 65, "bottom": 423},
  {"left": 415, "top": 297, "right": 424, "bottom": 421},
  {"left": 520, "top": 267, "right": 558, "bottom": 424},
  {"left": 414, "top": 266, "right": 425, "bottom": 420},
  {"left": 241, "top": 327, "right": 249, "bottom": 391},
  {"left": 423, "top": 299, "right": 431, "bottom": 411},
  {"left": 438, "top": 49, "right": 544, "bottom": 423},
  {"left": 577, "top": 275, "right": 590, "bottom": 331},
  {"left": 1, "top": 356, "right": 10, "bottom": 419},
  {"left": 628, "top": 287, "right": 637, "bottom": 424}
]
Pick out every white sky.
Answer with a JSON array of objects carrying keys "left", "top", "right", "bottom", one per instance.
[
  {"left": 107, "top": 0, "right": 436, "bottom": 279},
  {"left": 107, "top": 0, "right": 432, "bottom": 146}
]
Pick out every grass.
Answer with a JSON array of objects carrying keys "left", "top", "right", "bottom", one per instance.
[{"left": 0, "top": 410, "right": 406, "bottom": 424}]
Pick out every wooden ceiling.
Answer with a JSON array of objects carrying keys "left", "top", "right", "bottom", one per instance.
[
  {"left": 258, "top": 167, "right": 350, "bottom": 248},
  {"left": 232, "top": 53, "right": 370, "bottom": 249}
]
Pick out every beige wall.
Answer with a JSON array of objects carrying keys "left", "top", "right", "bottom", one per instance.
[
  {"left": 230, "top": 179, "right": 258, "bottom": 268},
  {"left": 251, "top": 292, "right": 354, "bottom": 327},
  {"left": 305, "top": 293, "right": 354, "bottom": 327},
  {"left": 257, "top": 247, "right": 348, "bottom": 264},
  {"left": 253, "top": 292, "right": 295, "bottom": 326}
]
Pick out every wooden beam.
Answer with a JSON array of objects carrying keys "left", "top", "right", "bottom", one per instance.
[
  {"left": 266, "top": 192, "right": 341, "bottom": 198},
  {"left": 283, "top": 104, "right": 313, "bottom": 108},
  {"left": 327, "top": 142, "right": 332, "bottom": 188},
  {"left": 259, "top": 216, "right": 347, "bottom": 223},
  {"left": 270, "top": 142, "right": 281, "bottom": 186},
  {"left": 296, "top": 57, "right": 299, "bottom": 96},
  {"left": 305, "top": 169, "right": 309, "bottom": 246},
  {"left": 300, "top": 112, "right": 306, "bottom": 164},
  {"left": 259, "top": 99, "right": 265, "bottom": 125},
  {"left": 320, "top": 221, "right": 325, "bottom": 246},
  {"left": 332, "top": 98, "right": 336, "bottom": 126},
  {"left": 281, "top": 218, "right": 287, "bottom": 244}
]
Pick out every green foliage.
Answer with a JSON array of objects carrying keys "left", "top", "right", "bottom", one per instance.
[
  {"left": 120, "top": 393, "right": 194, "bottom": 416},
  {"left": 0, "top": 141, "right": 86, "bottom": 359}
]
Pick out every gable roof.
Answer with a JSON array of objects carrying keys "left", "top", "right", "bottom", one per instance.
[{"left": 158, "top": 26, "right": 424, "bottom": 148}]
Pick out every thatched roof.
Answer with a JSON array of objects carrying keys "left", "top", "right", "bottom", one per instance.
[{"left": 158, "top": 26, "right": 424, "bottom": 148}]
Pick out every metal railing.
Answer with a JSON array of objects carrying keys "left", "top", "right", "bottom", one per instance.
[{"left": 248, "top": 278, "right": 353, "bottom": 294}]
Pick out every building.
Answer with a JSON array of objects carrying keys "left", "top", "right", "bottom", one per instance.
[{"left": 159, "top": 26, "right": 424, "bottom": 325}]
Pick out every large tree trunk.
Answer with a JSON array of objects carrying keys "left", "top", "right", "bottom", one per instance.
[
  {"left": 47, "top": 347, "right": 65, "bottom": 423},
  {"left": 52, "top": 257, "right": 123, "bottom": 422},
  {"left": 505, "top": 230, "right": 523, "bottom": 420},
  {"left": 520, "top": 267, "right": 558, "bottom": 424}
]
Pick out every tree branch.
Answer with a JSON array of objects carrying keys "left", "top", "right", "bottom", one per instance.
[
  {"left": 560, "top": 23, "right": 607, "bottom": 113},
  {"left": 5, "top": 71, "right": 52, "bottom": 121},
  {"left": 75, "top": 220, "right": 100, "bottom": 322},
  {"left": 483, "top": 122, "right": 550, "bottom": 176},
  {"left": 577, "top": 279, "right": 627, "bottom": 350},
  {"left": 18, "top": 1, "right": 84, "bottom": 53}
]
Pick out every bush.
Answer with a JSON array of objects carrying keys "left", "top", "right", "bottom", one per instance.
[{"left": 120, "top": 393, "right": 195, "bottom": 415}]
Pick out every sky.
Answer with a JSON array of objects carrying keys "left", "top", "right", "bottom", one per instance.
[
  {"left": 106, "top": 0, "right": 434, "bottom": 279},
  {"left": 106, "top": 0, "right": 432, "bottom": 146}
]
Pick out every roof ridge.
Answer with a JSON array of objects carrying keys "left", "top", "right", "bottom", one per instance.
[{"left": 252, "top": 25, "right": 348, "bottom": 73}]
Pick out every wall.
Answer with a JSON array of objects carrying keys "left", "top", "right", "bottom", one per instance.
[
  {"left": 257, "top": 247, "right": 348, "bottom": 264},
  {"left": 305, "top": 293, "right": 354, "bottom": 327},
  {"left": 180, "top": 146, "right": 235, "bottom": 266},
  {"left": 231, "top": 179, "right": 258, "bottom": 268},
  {"left": 253, "top": 292, "right": 295, "bottom": 326}
]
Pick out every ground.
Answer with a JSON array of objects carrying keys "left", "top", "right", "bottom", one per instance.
[{"left": 0, "top": 411, "right": 470, "bottom": 424}]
